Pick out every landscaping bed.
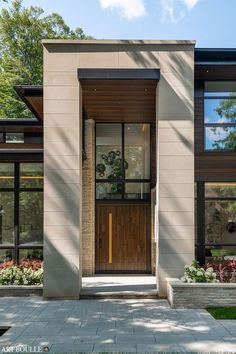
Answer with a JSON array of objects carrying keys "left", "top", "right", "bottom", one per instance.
[
  {"left": 167, "top": 278, "right": 236, "bottom": 309},
  {"left": 0, "top": 260, "right": 43, "bottom": 296},
  {"left": 167, "top": 260, "right": 236, "bottom": 309}
]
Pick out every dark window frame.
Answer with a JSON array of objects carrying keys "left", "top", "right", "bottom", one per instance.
[
  {"left": 204, "top": 88, "right": 236, "bottom": 152},
  {"left": 95, "top": 122, "right": 152, "bottom": 201},
  {"left": 0, "top": 162, "right": 43, "bottom": 263},
  {"left": 196, "top": 181, "right": 236, "bottom": 264}
]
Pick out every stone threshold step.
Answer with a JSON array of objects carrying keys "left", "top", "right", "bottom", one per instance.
[{"left": 80, "top": 291, "right": 159, "bottom": 299}]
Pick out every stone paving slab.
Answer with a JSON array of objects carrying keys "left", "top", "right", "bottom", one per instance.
[{"left": 0, "top": 297, "right": 235, "bottom": 353}]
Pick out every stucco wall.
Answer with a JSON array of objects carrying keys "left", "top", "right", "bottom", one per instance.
[{"left": 43, "top": 40, "right": 195, "bottom": 298}]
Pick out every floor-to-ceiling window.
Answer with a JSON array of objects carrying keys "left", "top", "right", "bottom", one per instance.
[
  {"left": 196, "top": 182, "right": 236, "bottom": 264},
  {"left": 0, "top": 162, "right": 43, "bottom": 263}
]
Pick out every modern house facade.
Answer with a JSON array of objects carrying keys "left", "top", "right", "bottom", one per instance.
[{"left": 0, "top": 40, "right": 236, "bottom": 298}]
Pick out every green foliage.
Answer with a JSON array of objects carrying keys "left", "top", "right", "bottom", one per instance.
[
  {"left": 181, "top": 260, "right": 218, "bottom": 283},
  {"left": 0, "top": 0, "right": 92, "bottom": 118},
  {"left": 213, "top": 97, "right": 236, "bottom": 150},
  {"left": 0, "top": 265, "right": 43, "bottom": 285}
]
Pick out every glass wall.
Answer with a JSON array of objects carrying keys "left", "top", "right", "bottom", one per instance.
[
  {"left": 0, "top": 162, "right": 43, "bottom": 263},
  {"left": 96, "top": 123, "right": 151, "bottom": 200},
  {"left": 204, "top": 81, "right": 236, "bottom": 151},
  {"left": 196, "top": 182, "right": 236, "bottom": 263}
]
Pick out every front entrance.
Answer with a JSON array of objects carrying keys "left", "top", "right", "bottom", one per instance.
[
  {"left": 95, "top": 123, "right": 151, "bottom": 273},
  {"left": 96, "top": 204, "right": 150, "bottom": 272}
]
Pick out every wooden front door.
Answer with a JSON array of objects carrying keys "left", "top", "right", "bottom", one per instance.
[{"left": 96, "top": 203, "right": 150, "bottom": 272}]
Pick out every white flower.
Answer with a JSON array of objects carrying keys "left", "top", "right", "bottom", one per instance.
[
  {"left": 206, "top": 267, "right": 213, "bottom": 273},
  {"left": 189, "top": 266, "right": 196, "bottom": 272},
  {"left": 197, "top": 271, "right": 203, "bottom": 276}
]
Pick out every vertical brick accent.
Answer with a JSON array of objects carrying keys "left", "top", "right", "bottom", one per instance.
[
  {"left": 82, "top": 119, "right": 95, "bottom": 275},
  {"left": 151, "top": 187, "right": 156, "bottom": 274}
]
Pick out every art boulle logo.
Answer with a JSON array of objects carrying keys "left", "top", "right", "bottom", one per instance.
[{"left": 1, "top": 345, "right": 49, "bottom": 352}]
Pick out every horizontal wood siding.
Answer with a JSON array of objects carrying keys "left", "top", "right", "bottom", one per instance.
[{"left": 81, "top": 80, "right": 156, "bottom": 122}]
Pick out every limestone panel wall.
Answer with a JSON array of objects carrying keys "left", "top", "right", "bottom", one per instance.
[
  {"left": 42, "top": 40, "right": 195, "bottom": 297},
  {"left": 157, "top": 48, "right": 195, "bottom": 296},
  {"left": 43, "top": 46, "right": 82, "bottom": 298}
]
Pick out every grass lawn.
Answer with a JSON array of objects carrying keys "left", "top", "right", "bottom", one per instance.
[{"left": 207, "top": 307, "right": 236, "bottom": 319}]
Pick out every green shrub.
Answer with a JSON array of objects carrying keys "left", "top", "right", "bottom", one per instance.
[{"left": 0, "top": 265, "right": 43, "bottom": 285}]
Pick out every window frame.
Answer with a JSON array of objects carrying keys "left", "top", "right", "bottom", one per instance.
[
  {"left": 204, "top": 82, "right": 236, "bottom": 152},
  {"left": 0, "top": 162, "right": 43, "bottom": 263},
  {"left": 196, "top": 181, "right": 236, "bottom": 264},
  {"left": 95, "top": 122, "right": 152, "bottom": 201}
]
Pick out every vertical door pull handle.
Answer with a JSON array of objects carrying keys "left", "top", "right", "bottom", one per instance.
[{"left": 108, "top": 213, "right": 113, "bottom": 264}]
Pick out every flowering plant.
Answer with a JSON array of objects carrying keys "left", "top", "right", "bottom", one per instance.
[
  {"left": 0, "top": 259, "right": 43, "bottom": 270},
  {"left": 181, "top": 260, "right": 218, "bottom": 283},
  {"left": 0, "top": 259, "right": 43, "bottom": 285},
  {"left": 205, "top": 260, "right": 236, "bottom": 283}
]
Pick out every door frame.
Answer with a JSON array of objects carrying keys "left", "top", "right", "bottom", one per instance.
[{"left": 95, "top": 122, "right": 153, "bottom": 274}]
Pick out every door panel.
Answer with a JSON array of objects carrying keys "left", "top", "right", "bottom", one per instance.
[{"left": 96, "top": 203, "right": 150, "bottom": 272}]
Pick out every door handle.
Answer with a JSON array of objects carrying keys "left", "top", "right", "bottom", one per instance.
[{"left": 108, "top": 213, "right": 113, "bottom": 264}]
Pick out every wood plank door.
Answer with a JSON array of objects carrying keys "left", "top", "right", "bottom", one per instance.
[{"left": 96, "top": 203, "right": 150, "bottom": 273}]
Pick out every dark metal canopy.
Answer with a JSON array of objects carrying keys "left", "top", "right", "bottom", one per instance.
[
  {"left": 78, "top": 68, "right": 160, "bottom": 81},
  {"left": 14, "top": 85, "right": 43, "bottom": 122}
]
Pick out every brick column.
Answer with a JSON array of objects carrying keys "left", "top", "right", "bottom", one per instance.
[{"left": 82, "top": 119, "right": 95, "bottom": 275}]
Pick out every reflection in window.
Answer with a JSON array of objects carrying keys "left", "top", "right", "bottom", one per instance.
[
  {"left": 0, "top": 162, "right": 43, "bottom": 262},
  {"left": 205, "top": 201, "right": 236, "bottom": 243},
  {"left": 96, "top": 123, "right": 151, "bottom": 201},
  {"left": 206, "top": 246, "right": 236, "bottom": 258},
  {"left": 96, "top": 124, "right": 122, "bottom": 180},
  {"left": 125, "top": 183, "right": 150, "bottom": 200},
  {"left": 0, "top": 192, "right": 14, "bottom": 245},
  {"left": 204, "top": 81, "right": 236, "bottom": 151},
  {"left": 205, "top": 183, "right": 236, "bottom": 261},
  {"left": 205, "top": 127, "right": 236, "bottom": 150},
  {"left": 96, "top": 182, "right": 122, "bottom": 200},
  {"left": 20, "top": 163, "right": 43, "bottom": 188},
  {"left": 19, "top": 192, "right": 43, "bottom": 245},
  {"left": 0, "top": 163, "right": 14, "bottom": 188},
  {"left": 6, "top": 133, "right": 24, "bottom": 143},
  {"left": 0, "top": 249, "right": 13, "bottom": 263},
  {"left": 205, "top": 183, "right": 236, "bottom": 198},
  {"left": 125, "top": 124, "right": 150, "bottom": 180},
  {"left": 19, "top": 249, "right": 43, "bottom": 261}
]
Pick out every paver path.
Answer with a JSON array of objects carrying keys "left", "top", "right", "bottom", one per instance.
[{"left": 0, "top": 297, "right": 235, "bottom": 352}]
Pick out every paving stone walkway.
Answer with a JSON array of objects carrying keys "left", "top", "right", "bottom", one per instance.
[{"left": 0, "top": 297, "right": 235, "bottom": 353}]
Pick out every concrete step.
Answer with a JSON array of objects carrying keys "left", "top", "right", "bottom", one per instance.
[{"left": 80, "top": 290, "right": 159, "bottom": 299}]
